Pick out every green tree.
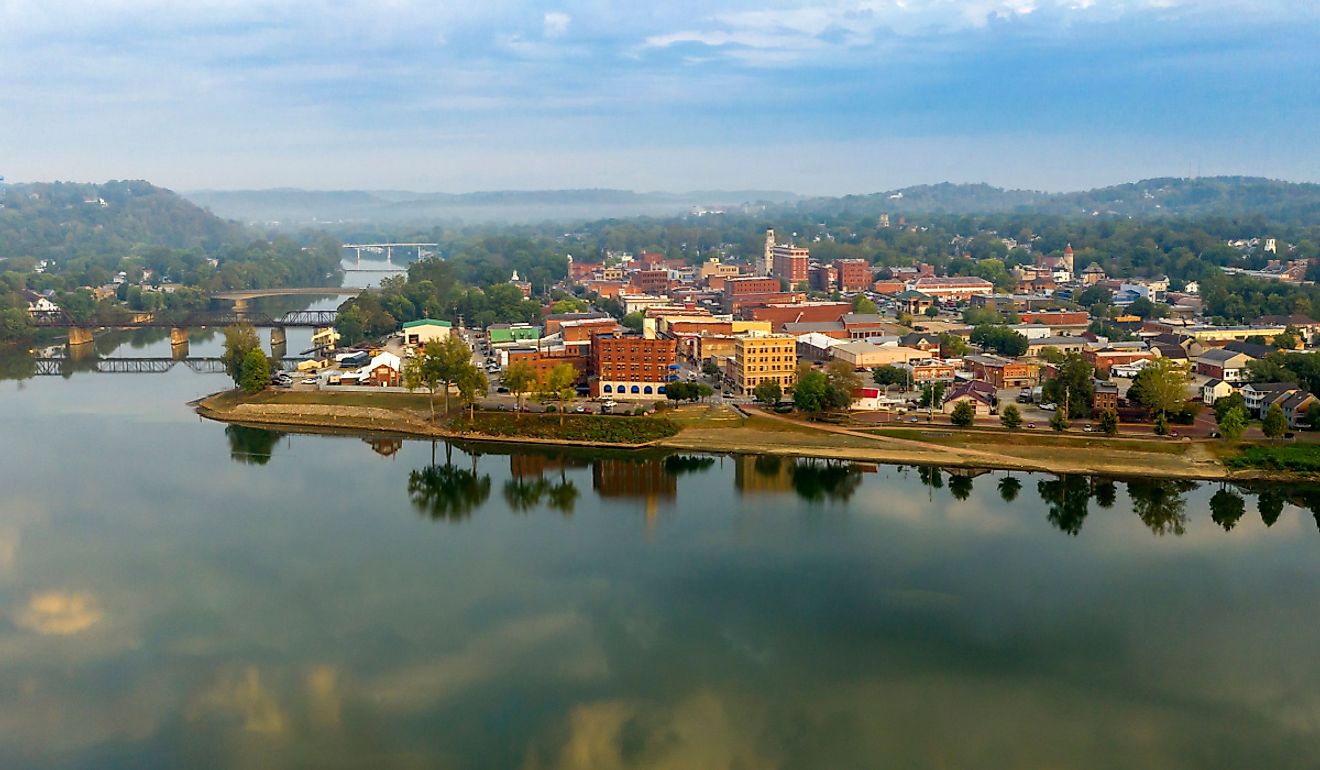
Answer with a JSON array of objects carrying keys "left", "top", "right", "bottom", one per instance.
[
  {"left": 431, "top": 335, "right": 474, "bottom": 414},
  {"left": 503, "top": 360, "right": 537, "bottom": 417},
  {"left": 1098, "top": 407, "right": 1119, "bottom": 435},
  {"left": 872, "top": 365, "right": 907, "bottom": 388},
  {"left": 621, "top": 312, "right": 644, "bottom": 331},
  {"left": 1217, "top": 405, "right": 1247, "bottom": 440},
  {"left": 1050, "top": 408, "right": 1070, "bottom": 432},
  {"left": 543, "top": 362, "right": 578, "bottom": 424},
  {"left": 938, "top": 332, "right": 969, "bottom": 357},
  {"left": 852, "top": 294, "right": 878, "bottom": 314},
  {"left": 239, "top": 347, "right": 270, "bottom": 394},
  {"left": 970, "top": 325, "right": 1028, "bottom": 356},
  {"left": 923, "top": 304, "right": 940, "bottom": 318},
  {"left": 221, "top": 323, "right": 261, "bottom": 387},
  {"left": 998, "top": 475, "right": 1022, "bottom": 503},
  {"left": 1000, "top": 403, "right": 1022, "bottom": 429},
  {"left": 824, "top": 361, "right": 862, "bottom": 410},
  {"left": 950, "top": 400, "right": 975, "bottom": 427},
  {"left": 1307, "top": 402, "right": 1320, "bottom": 431},
  {"left": 1263, "top": 403, "right": 1288, "bottom": 439},
  {"left": 702, "top": 360, "right": 720, "bottom": 377},
  {"left": 403, "top": 349, "right": 442, "bottom": 421},
  {"left": 1127, "top": 357, "right": 1189, "bottom": 420},
  {"left": 793, "top": 366, "right": 829, "bottom": 413},
  {"left": 919, "top": 381, "right": 946, "bottom": 413},
  {"left": 1213, "top": 392, "right": 1246, "bottom": 423},
  {"left": 1041, "top": 353, "right": 1094, "bottom": 419},
  {"left": 456, "top": 363, "right": 488, "bottom": 419},
  {"left": 753, "top": 379, "right": 783, "bottom": 404},
  {"left": 1153, "top": 411, "right": 1170, "bottom": 436}
]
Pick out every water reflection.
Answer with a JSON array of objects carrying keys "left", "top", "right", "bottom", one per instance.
[
  {"left": 1128, "top": 478, "right": 1195, "bottom": 536},
  {"left": 1210, "top": 487, "right": 1248, "bottom": 531},
  {"left": 225, "top": 425, "right": 285, "bottom": 465},
  {"left": 407, "top": 441, "right": 492, "bottom": 522},
  {"left": 1038, "top": 475, "right": 1092, "bottom": 536}
]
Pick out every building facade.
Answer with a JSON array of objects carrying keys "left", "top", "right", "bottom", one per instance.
[
  {"left": 733, "top": 335, "right": 798, "bottom": 396},
  {"left": 589, "top": 335, "right": 678, "bottom": 399}
]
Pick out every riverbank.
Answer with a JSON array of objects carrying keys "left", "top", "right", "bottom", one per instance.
[{"left": 194, "top": 389, "right": 1320, "bottom": 481}]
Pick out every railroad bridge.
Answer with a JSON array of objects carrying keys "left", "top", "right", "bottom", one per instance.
[{"left": 34, "top": 310, "right": 341, "bottom": 349}]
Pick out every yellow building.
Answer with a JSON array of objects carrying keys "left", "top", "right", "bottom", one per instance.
[{"left": 734, "top": 335, "right": 798, "bottom": 397}]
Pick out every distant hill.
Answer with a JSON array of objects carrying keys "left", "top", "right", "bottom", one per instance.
[
  {"left": 182, "top": 187, "right": 801, "bottom": 226},
  {"left": 803, "top": 177, "right": 1320, "bottom": 222},
  {"left": 0, "top": 180, "right": 246, "bottom": 262}
]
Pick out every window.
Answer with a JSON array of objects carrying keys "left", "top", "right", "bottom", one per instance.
[
  {"left": 631, "top": 385, "right": 640, "bottom": 394},
  {"left": 603, "top": 385, "right": 613, "bottom": 393},
  {"left": 644, "top": 386, "right": 653, "bottom": 394}
]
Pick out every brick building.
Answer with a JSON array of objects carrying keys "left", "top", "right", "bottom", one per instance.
[
  {"left": 772, "top": 245, "right": 810, "bottom": 286},
  {"left": 589, "top": 335, "right": 678, "bottom": 399},
  {"left": 733, "top": 335, "right": 798, "bottom": 396},
  {"left": 835, "top": 259, "right": 872, "bottom": 292},
  {"left": 964, "top": 354, "right": 1040, "bottom": 389}
]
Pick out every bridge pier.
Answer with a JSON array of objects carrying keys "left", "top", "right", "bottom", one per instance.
[
  {"left": 170, "top": 328, "right": 189, "bottom": 347},
  {"left": 68, "top": 327, "right": 95, "bottom": 348},
  {"left": 270, "top": 327, "right": 286, "bottom": 355}
]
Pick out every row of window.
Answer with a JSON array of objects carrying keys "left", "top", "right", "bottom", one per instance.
[{"left": 601, "top": 384, "right": 663, "bottom": 394}]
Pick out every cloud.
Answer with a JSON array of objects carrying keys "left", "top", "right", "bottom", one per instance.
[
  {"left": 12, "top": 591, "right": 103, "bottom": 636},
  {"left": 544, "top": 11, "right": 571, "bottom": 38},
  {"left": 186, "top": 666, "right": 289, "bottom": 735}
]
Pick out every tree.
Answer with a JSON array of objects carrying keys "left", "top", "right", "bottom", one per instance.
[
  {"left": 1263, "top": 403, "right": 1288, "bottom": 439},
  {"left": 404, "top": 349, "right": 442, "bottom": 421},
  {"left": 938, "top": 332, "right": 969, "bottom": 357},
  {"left": 970, "top": 325, "right": 1028, "bottom": 357},
  {"left": 919, "top": 381, "right": 946, "bottom": 414},
  {"left": 621, "top": 312, "right": 644, "bottom": 331},
  {"left": 456, "top": 363, "right": 488, "bottom": 419},
  {"left": 666, "top": 381, "right": 694, "bottom": 402},
  {"left": 239, "top": 347, "right": 270, "bottom": 394},
  {"left": 753, "top": 379, "right": 783, "bottom": 404},
  {"left": 1307, "top": 402, "right": 1320, "bottom": 431},
  {"left": 923, "top": 304, "right": 940, "bottom": 318},
  {"left": 950, "top": 400, "right": 975, "bottom": 427},
  {"left": 543, "top": 362, "right": 578, "bottom": 424},
  {"left": 1210, "top": 488, "right": 1247, "bottom": 531},
  {"left": 1126, "top": 357, "right": 1189, "bottom": 420},
  {"left": 432, "top": 335, "right": 473, "bottom": 413},
  {"left": 1213, "top": 392, "right": 1246, "bottom": 423},
  {"left": 824, "top": 361, "right": 862, "bottom": 410},
  {"left": 1217, "top": 405, "right": 1247, "bottom": 440},
  {"left": 998, "top": 475, "right": 1022, "bottom": 503},
  {"left": 503, "top": 360, "right": 536, "bottom": 417},
  {"left": 1128, "top": 296, "right": 1156, "bottom": 318},
  {"left": 872, "top": 365, "right": 907, "bottom": 388},
  {"left": 1050, "top": 408, "right": 1070, "bottom": 432},
  {"left": 1153, "top": 411, "right": 1170, "bottom": 436},
  {"left": 1098, "top": 407, "right": 1119, "bottom": 435},
  {"left": 702, "top": 360, "right": 720, "bottom": 377},
  {"left": 696, "top": 382, "right": 714, "bottom": 401},
  {"left": 793, "top": 366, "right": 829, "bottom": 413},
  {"left": 1000, "top": 403, "right": 1022, "bottom": 429},
  {"left": 221, "top": 323, "right": 261, "bottom": 387},
  {"left": 852, "top": 294, "right": 878, "bottom": 314},
  {"left": 1041, "top": 353, "right": 1094, "bottom": 419}
]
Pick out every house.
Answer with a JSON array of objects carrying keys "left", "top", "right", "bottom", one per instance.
[
  {"left": 1202, "top": 378, "right": 1235, "bottom": 406},
  {"left": 401, "top": 318, "right": 452, "bottom": 347},
  {"left": 1093, "top": 380, "right": 1120, "bottom": 413},
  {"left": 23, "top": 290, "right": 60, "bottom": 318},
  {"left": 1242, "top": 382, "right": 1299, "bottom": 417},
  {"left": 1195, "top": 348, "right": 1254, "bottom": 384},
  {"left": 894, "top": 289, "right": 935, "bottom": 315},
  {"left": 1279, "top": 390, "right": 1320, "bottom": 428},
  {"left": 354, "top": 352, "right": 402, "bottom": 387},
  {"left": 942, "top": 380, "right": 995, "bottom": 416}
]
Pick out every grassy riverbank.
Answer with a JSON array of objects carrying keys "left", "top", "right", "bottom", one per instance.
[{"left": 193, "top": 389, "right": 1320, "bottom": 481}]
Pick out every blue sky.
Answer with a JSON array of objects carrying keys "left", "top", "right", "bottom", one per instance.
[{"left": 2, "top": 0, "right": 1318, "bottom": 194}]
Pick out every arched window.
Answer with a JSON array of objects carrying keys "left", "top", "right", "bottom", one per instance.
[
  {"left": 643, "top": 386, "right": 653, "bottom": 394},
  {"left": 603, "top": 384, "right": 612, "bottom": 393},
  {"left": 631, "top": 385, "right": 640, "bottom": 394},
  {"left": 657, "top": 385, "right": 666, "bottom": 393}
]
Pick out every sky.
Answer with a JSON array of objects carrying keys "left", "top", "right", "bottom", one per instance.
[{"left": 1, "top": 0, "right": 1318, "bottom": 194}]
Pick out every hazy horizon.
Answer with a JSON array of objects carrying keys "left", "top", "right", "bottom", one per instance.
[{"left": 4, "top": 1, "right": 1318, "bottom": 194}]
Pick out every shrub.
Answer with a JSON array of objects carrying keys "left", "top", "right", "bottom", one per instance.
[{"left": 451, "top": 412, "right": 680, "bottom": 444}]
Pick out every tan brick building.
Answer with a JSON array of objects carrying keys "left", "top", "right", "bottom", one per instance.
[{"left": 733, "top": 335, "right": 798, "bottom": 396}]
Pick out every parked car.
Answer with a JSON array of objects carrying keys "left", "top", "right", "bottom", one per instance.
[{"left": 301, "top": 378, "right": 318, "bottom": 385}]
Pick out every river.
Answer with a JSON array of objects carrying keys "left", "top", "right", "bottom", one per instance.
[{"left": 3, "top": 278, "right": 1320, "bottom": 768}]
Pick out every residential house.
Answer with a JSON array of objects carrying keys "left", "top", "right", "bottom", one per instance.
[
  {"left": 1195, "top": 348, "right": 1254, "bottom": 384},
  {"left": 1201, "top": 379, "right": 1235, "bottom": 406},
  {"left": 1093, "top": 380, "right": 1120, "bottom": 413},
  {"left": 942, "top": 380, "right": 995, "bottom": 416},
  {"left": 1279, "top": 390, "right": 1320, "bottom": 428},
  {"left": 1242, "top": 382, "right": 1299, "bottom": 417}
]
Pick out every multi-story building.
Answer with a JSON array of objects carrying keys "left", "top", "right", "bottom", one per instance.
[
  {"left": 772, "top": 245, "right": 810, "bottom": 287},
  {"left": 909, "top": 276, "right": 995, "bottom": 301},
  {"left": 733, "top": 335, "right": 798, "bottom": 396},
  {"left": 964, "top": 354, "right": 1040, "bottom": 389},
  {"left": 507, "top": 346, "right": 590, "bottom": 385},
  {"left": 589, "top": 334, "right": 678, "bottom": 399},
  {"left": 835, "top": 259, "right": 872, "bottom": 292}
]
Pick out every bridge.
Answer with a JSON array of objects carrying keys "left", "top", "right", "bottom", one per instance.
[
  {"left": 211, "top": 287, "right": 365, "bottom": 301},
  {"left": 33, "top": 310, "right": 340, "bottom": 330},
  {"left": 343, "top": 242, "right": 438, "bottom": 266},
  {"left": 34, "top": 310, "right": 341, "bottom": 349},
  {"left": 33, "top": 356, "right": 311, "bottom": 376}
]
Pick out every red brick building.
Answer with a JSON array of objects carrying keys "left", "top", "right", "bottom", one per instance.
[
  {"left": 835, "top": 259, "right": 872, "bottom": 292},
  {"left": 507, "top": 347, "right": 590, "bottom": 385},
  {"left": 748, "top": 301, "right": 852, "bottom": 330},
  {"left": 589, "top": 335, "right": 678, "bottom": 399},
  {"left": 632, "top": 269, "right": 671, "bottom": 296},
  {"left": 772, "top": 246, "right": 810, "bottom": 286}
]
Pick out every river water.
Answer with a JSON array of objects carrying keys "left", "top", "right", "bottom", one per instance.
[{"left": 3, "top": 282, "right": 1320, "bottom": 767}]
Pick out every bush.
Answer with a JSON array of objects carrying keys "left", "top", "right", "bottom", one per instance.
[
  {"left": 451, "top": 412, "right": 680, "bottom": 444},
  {"left": 1227, "top": 445, "right": 1320, "bottom": 473}
]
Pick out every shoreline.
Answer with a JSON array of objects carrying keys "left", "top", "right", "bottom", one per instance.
[{"left": 192, "top": 390, "right": 1316, "bottom": 483}]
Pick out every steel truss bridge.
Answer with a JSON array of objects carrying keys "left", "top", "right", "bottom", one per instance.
[
  {"left": 33, "top": 357, "right": 311, "bottom": 376},
  {"left": 31, "top": 310, "right": 340, "bottom": 329}
]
